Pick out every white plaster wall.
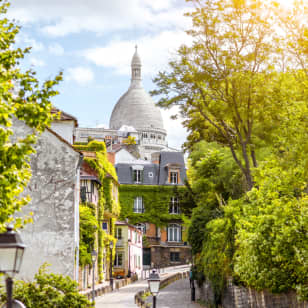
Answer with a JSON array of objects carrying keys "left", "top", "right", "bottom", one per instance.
[
  {"left": 50, "top": 121, "right": 75, "bottom": 144},
  {"left": 12, "top": 119, "right": 81, "bottom": 280}
]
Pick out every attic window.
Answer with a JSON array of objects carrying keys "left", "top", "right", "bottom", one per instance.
[
  {"left": 169, "top": 170, "right": 179, "bottom": 184},
  {"left": 133, "top": 170, "right": 142, "bottom": 184}
]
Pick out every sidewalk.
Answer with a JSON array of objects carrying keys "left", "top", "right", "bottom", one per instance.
[{"left": 95, "top": 265, "right": 190, "bottom": 308}]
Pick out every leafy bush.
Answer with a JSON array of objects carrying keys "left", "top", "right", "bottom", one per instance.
[{"left": 0, "top": 265, "right": 91, "bottom": 307}]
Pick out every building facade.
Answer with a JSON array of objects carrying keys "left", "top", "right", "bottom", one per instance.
[
  {"left": 13, "top": 118, "right": 82, "bottom": 280},
  {"left": 117, "top": 151, "right": 192, "bottom": 268},
  {"left": 114, "top": 221, "right": 143, "bottom": 278}
]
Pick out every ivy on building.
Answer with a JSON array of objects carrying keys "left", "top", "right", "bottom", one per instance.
[
  {"left": 119, "top": 184, "right": 194, "bottom": 227},
  {"left": 74, "top": 140, "right": 119, "bottom": 282}
]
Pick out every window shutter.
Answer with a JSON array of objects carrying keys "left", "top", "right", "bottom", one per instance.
[{"left": 141, "top": 170, "right": 144, "bottom": 183}]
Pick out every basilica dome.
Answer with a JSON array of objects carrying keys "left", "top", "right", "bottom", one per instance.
[{"left": 109, "top": 47, "right": 165, "bottom": 132}]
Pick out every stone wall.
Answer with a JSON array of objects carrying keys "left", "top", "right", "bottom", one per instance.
[
  {"left": 150, "top": 246, "right": 191, "bottom": 268},
  {"left": 13, "top": 119, "right": 81, "bottom": 280},
  {"left": 197, "top": 279, "right": 308, "bottom": 308}
]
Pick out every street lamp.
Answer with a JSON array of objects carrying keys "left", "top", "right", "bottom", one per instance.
[
  {"left": 148, "top": 269, "right": 160, "bottom": 308},
  {"left": 0, "top": 225, "right": 26, "bottom": 308},
  {"left": 109, "top": 241, "right": 114, "bottom": 290},
  {"left": 91, "top": 249, "right": 97, "bottom": 304}
]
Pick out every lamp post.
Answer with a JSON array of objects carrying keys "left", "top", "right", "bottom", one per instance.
[
  {"left": 0, "top": 226, "right": 26, "bottom": 308},
  {"left": 148, "top": 269, "right": 160, "bottom": 308},
  {"left": 91, "top": 249, "right": 97, "bottom": 304},
  {"left": 109, "top": 241, "right": 114, "bottom": 290}
]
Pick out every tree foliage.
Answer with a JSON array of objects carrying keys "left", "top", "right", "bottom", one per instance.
[
  {"left": 79, "top": 203, "right": 98, "bottom": 266},
  {"left": 0, "top": 1, "right": 62, "bottom": 230},
  {"left": 0, "top": 264, "right": 91, "bottom": 307},
  {"left": 152, "top": 0, "right": 308, "bottom": 191},
  {"left": 165, "top": 0, "right": 308, "bottom": 303}
]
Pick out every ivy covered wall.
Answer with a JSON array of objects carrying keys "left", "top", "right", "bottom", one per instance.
[
  {"left": 119, "top": 184, "right": 193, "bottom": 226},
  {"left": 74, "top": 141, "right": 119, "bottom": 282}
]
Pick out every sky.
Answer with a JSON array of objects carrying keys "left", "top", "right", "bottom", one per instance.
[{"left": 8, "top": 0, "right": 194, "bottom": 150}]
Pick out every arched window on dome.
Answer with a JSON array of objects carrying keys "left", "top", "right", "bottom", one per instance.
[{"left": 133, "top": 68, "right": 140, "bottom": 78}]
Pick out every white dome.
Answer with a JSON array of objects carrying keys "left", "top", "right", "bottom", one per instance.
[{"left": 109, "top": 46, "right": 165, "bottom": 132}]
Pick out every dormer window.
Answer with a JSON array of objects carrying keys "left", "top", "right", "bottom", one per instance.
[
  {"left": 169, "top": 170, "right": 179, "bottom": 184},
  {"left": 132, "top": 165, "right": 144, "bottom": 184},
  {"left": 133, "top": 170, "right": 142, "bottom": 184}
]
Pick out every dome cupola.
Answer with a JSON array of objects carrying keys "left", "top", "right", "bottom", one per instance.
[{"left": 109, "top": 47, "right": 165, "bottom": 133}]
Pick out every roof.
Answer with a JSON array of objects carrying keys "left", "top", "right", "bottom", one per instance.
[
  {"left": 115, "top": 151, "right": 186, "bottom": 186},
  {"left": 116, "top": 220, "right": 143, "bottom": 233},
  {"left": 158, "top": 152, "right": 186, "bottom": 185},
  {"left": 51, "top": 107, "right": 78, "bottom": 127}
]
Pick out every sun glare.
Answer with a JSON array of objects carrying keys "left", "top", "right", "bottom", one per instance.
[{"left": 275, "top": 0, "right": 295, "bottom": 8}]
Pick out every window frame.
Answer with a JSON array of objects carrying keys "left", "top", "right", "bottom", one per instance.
[
  {"left": 115, "top": 227, "right": 122, "bottom": 239},
  {"left": 133, "top": 169, "right": 142, "bottom": 184},
  {"left": 169, "top": 196, "right": 180, "bottom": 214},
  {"left": 167, "top": 224, "right": 182, "bottom": 242},
  {"left": 133, "top": 196, "right": 144, "bottom": 213},
  {"left": 114, "top": 252, "right": 123, "bottom": 267},
  {"left": 170, "top": 252, "right": 180, "bottom": 262}
]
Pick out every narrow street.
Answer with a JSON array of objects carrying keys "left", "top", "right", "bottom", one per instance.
[{"left": 95, "top": 266, "right": 193, "bottom": 308}]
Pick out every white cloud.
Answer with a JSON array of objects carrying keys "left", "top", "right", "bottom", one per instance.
[
  {"left": 48, "top": 43, "right": 64, "bottom": 56},
  {"left": 29, "top": 57, "right": 45, "bottom": 67},
  {"left": 66, "top": 67, "right": 94, "bottom": 86},
  {"left": 83, "top": 30, "right": 192, "bottom": 77},
  {"left": 15, "top": 34, "right": 44, "bottom": 52},
  {"left": 9, "top": 0, "right": 191, "bottom": 37},
  {"left": 162, "top": 107, "right": 188, "bottom": 150}
]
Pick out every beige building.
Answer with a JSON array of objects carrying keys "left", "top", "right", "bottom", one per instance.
[{"left": 114, "top": 221, "right": 143, "bottom": 278}]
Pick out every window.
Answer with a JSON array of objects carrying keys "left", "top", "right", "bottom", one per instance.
[
  {"left": 115, "top": 227, "right": 122, "bottom": 239},
  {"left": 133, "top": 197, "right": 144, "bottom": 213},
  {"left": 168, "top": 224, "right": 181, "bottom": 242},
  {"left": 114, "top": 252, "right": 123, "bottom": 267},
  {"left": 102, "top": 222, "right": 108, "bottom": 231},
  {"left": 135, "top": 223, "right": 146, "bottom": 234},
  {"left": 148, "top": 172, "right": 153, "bottom": 178},
  {"left": 170, "top": 252, "right": 180, "bottom": 262},
  {"left": 80, "top": 179, "right": 95, "bottom": 203},
  {"left": 150, "top": 134, "right": 155, "bottom": 139},
  {"left": 169, "top": 171, "right": 179, "bottom": 184},
  {"left": 133, "top": 170, "right": 142, "bottom": 184},
  {"left": 169, "top": 197, "right": 180, "bottom": 214},
  {"left": 142, "top": 132, "right": 148, "bottom": 139}
]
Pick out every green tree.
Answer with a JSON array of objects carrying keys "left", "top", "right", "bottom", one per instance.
[
  {"left": 0, "top": 1, "right": 62, "bottom": 230},
  {"left": 0, "top": 264, "right": 91, "bottom": 307},
  {"left": 122, "top": 136, "right": 136, "bottom": 145},
  {"left": 79, "top": 203, "right": 98, "bottom": 266},
  {"left": 152, "top": 0, "right": 293, "bottom": 190}
]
